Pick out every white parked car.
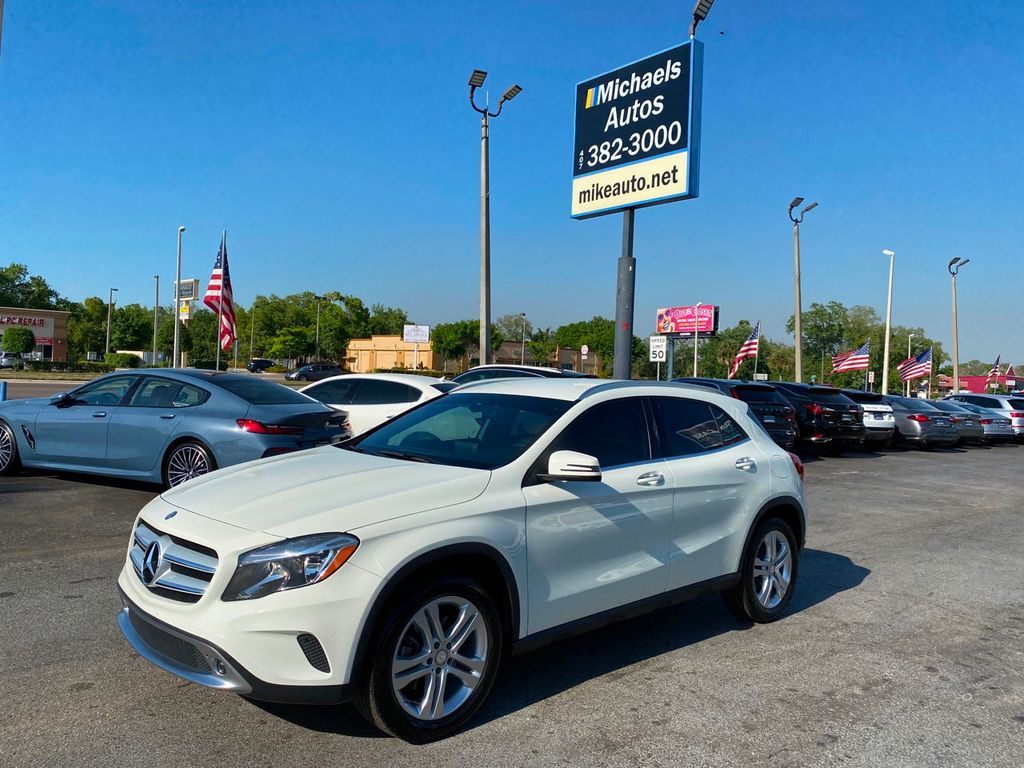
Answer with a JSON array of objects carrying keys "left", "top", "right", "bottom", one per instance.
[
  {"left": 299, "top": 373, "right": 455, "bottom": 435},
  {"left": 116, "top": 379, "right": 807, "bottom": 741}
]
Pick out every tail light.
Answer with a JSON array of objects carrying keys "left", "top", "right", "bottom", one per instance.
[
  {"left": 948, "top": 416, "right": 960, "bottom": 424},
  {"left": 784, "top": 407, "right": 795, "bottom": 419},
  {"left": 803, "top": 403, "right": 833, "bottom": 416},
  {"left": 787, "top": 451, "right": 805, "bottom": 482},
  {"left": 1010, "top": 412, "right": 1024, "bottom": 418},
  {"left": 906, "top": 414, "right": 930, "bottom": 422},
  {"left": 237, "top": 419, "right": 305, "bottom": 435},
  {"left": 979, "top": 419, "right": 992, "bottom": 425}
]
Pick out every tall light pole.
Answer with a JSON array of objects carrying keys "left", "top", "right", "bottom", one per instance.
[
  {"left": 789, "top": 198, "right": 817, "bottom": 382},
  {"left": 948, "top": 257, "right": 970, "bottom": 394},
  {"left": 469, "top": 70, "right": 522, "bottom": 366},
  {"left": 906, "top": 332, "right": 915, "bottom": 397},
  {"left": 314, "top": 296, "right": 323, "bottom": 361},
  {"left": 881, "top": 249, "right": 895, "bottom": 394},
  {"left": 105, "top": 287, "right": 119, "bottom": 355},
  {"left": 172, "top": 225, "right": 186, "bottom": 368},
  {"left": 693, "top": 302, "right": 702, "bottom": 377},
  {"left": 520, "top": 312, "right": 527, "bottom": 365},
  {"left": 152, "top": 275, "right": 160, "bottom": 366},
  {"left": 249, "top": 299, "right": 258, "bottom": 360}
]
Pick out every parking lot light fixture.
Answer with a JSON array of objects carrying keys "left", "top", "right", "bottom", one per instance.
[
  {"left": 689, "top": 0, "right": 716, "bottom": 37},
  {"left": 788, "top": 198, "right": 817, "bottom": 382},
  {"left": 881, "top": 250, "right": 895, "bottom": 395},
  {"left": 948, "top": 258, "right": 971, "bottom": 393},
  {"left": 173, "top": 225, "right": 186, "bottom": 368},
  {"left": 469, "top": 69, "right": 522, "bottom": 365},
  {"left": 105, "top": 287, "right": 119, "bottom": 355}
]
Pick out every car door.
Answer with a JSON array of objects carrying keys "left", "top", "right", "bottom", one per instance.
[
  {"left": 105, "top": 378, "right": 207, "bottom": 472},
  {"left": 521, "top": 396, "right": 673, "bottom": 634},
  {"left": 649, "top": 396, "right": 767, "bottom": 590},
  {"left": 32, "top": 375, "right": 140, "bottom": 468},
  {"left": 347, "top": 379, "right": 422, "bottom": 434}
]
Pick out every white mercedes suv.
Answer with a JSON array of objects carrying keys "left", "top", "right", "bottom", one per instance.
[{"left": 117, "top": 379, "right": 807, "bottom": 741}]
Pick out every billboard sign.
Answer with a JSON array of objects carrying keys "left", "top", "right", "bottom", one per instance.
[
  {"left": 402, "top": 324, "right": 430, "bottom": 344},
  {"left": 655, "top": 305, "right": 718, "bottom": 336},
  {"left": 176, "top": 279, "right": 199, "bottom": 301},
  {"left": 648, "top": 335, "right": 667, "bottom": 363},
  {"left": 0, "top": 313, "right": 54, "bottom": 345},
  {"left": 572, "top": 40, "right": 703, "bottom": 219}
]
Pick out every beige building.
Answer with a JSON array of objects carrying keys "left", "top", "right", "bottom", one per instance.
[
  {"left": 345, "top": 335, "right": 441, "bottom": 373},
  {"left": 0, "top": 306, "right": 71, "bottom": 361}
]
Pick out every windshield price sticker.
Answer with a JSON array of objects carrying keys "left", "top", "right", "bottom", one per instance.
[{"left": 572, "top": 41, "right": 702, "bottom": 219}]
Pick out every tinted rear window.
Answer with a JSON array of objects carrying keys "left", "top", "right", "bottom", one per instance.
[
  {"left": 215, "top": 378, "right": 316, "bottom": 405},
  {"left": 1007, "top": 399, "right": 1024, "bottom": 409},
  {"left": 734, "top": 386, "right": 785, "bottom": 405},
  {"left": 808, "top": 390, "right": 855, "bottom": 405},
  {"left": 843, "top": 390, "right": 883, "bottom": 403}
]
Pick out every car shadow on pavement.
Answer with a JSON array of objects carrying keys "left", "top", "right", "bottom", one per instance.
[{"left": 250, "top": 548, "right": 869, "bottom": 738}]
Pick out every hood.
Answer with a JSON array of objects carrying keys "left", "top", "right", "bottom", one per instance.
[
  {"left": 0, "top": 396, "right": 52, "bottom": 410},
  {"left": 160, "top": 446, "right": 491, "bottom": 538}
]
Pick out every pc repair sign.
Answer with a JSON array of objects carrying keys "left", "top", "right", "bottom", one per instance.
[{"left": 571, "top": 40, "right": 703, "bottom": 219}]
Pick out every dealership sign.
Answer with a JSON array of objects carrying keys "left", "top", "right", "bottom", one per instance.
[
  {"left": 0, "top": 313, "right": 54, "bottom": 345},
  {"left": 655, "top": 305, "right": 718, "bottom": 336},
  {"left": 402, "top": 324, "right": 430, "bottom": 344},
  {"left": 571, "top": 40, "right": 703, "bottom": 219}
]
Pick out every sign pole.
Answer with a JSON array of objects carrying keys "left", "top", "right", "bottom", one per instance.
[
  {"left": 612, "top": 208, "right": 636, "bottom": 379},
  {"left": 753, "top": 321, "right": 760, "bottom": 378},
  {"left": 656, "top": 362, "right": 660, "bottom": 381},
  {"left": 667, "top": 336, "right": 675, "bottom": 380}
]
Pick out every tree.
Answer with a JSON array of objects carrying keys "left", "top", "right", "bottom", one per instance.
[
  {"left": 368, "top": 304, "right": 409, "bottom": 336},
  {"left": 268, "top": 327, "right": 312, "bottom": 360},
  {"left": 0, "top": 263, "right": 62, "bottom": 309},
  {"left": 156, "top": 318, "right": 192, "bottom": 357},
  {"left": 494, "top": 314, "right": 532, "bottom": 344},
  {"left": 527, "top": 327, "right": 556, "bottom": 367},
  {"left": 555, "top": 317, "right": 615, "bottom": 375},
  {"left": 66, "top": 297, "right": 108, "bottom": 360},
  {"left": 431, "top": 322, "right": 468, "bottom": 371},
  {"left": 111, "top": 304, "right": 153, "bottom": 351},
  {"left": 1, "top": 326, "right": 36, "bottom": 354},
  {"left": 787, "top": 301, "right": 846, "bottom": 370}
]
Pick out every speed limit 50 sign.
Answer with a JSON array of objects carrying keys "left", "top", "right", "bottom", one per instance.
[{"left": 649, "top": 335, "right": 667, "bottom": 363}]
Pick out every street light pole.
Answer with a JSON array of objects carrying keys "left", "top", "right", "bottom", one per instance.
[
  {"left": 881, "top": 249, "right": 895, "bottom": 395},
  {"left": 172, "top": 225, "right": 186, "bottom": 368},
  {"left": 788, "top": 198, "right": 817, "bottom": 382},
  {"left": 693, "top": 302, "right": 701, "bottom": 377},
  {"left": 469, "top": 70, "right": 522, "bottom": 367},
  {"left": 906, "top": 333, "right": 915, "bottom": 397},
  {"left": 249, "top": 300, "right": 257, "bottom": 360},
  {"left": 520, "top": 312, "right": 527, "bottom": 365},
  {"left": 105, "top": 287, "right": 119, "bottom": 355},
  {"left": 315, "top": 296, "right": 322, "bottom": 361},
  {"left": 948, "top": 258, "right": 970, "bottom": 394},
  {"left": 152, "top": 275, "right": 160, "bottom": 366}
]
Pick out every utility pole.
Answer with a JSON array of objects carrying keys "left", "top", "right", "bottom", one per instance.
[
  {"left": 881, "top": 249, "right": 895, "bottom": 394},
  {"left": 105, "top": 287, "right": 118, "bottom": 355},
  {"left": 152, "top": 275, "right": 160, "bottom": 365},
  {"left": 788, "top": 198, "right": 817, "bottom": 382},
  {"left": 172, "top": 226, "right": 186, "bottom": 367},
  {"left": 948, "top": 258, "right": 971, "bottom": 394}
]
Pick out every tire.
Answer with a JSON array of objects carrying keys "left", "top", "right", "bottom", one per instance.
[
  {"left": 162, "top": 440, "right": 216, "bottom": 488},
  {"left": 355, "top": 575, "right": 504, "bottom": 742},
  {"left": 0, "top": 420, "right": 21, "bottom": 476},
  {"left": 722, "top": 517, "right": 799, "bottom": 623}
]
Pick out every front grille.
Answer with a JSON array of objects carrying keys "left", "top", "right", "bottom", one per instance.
[
  {"left": 297, "top": 634, "right": 331, "bottom": 673},
  {"left": 128, "top": 609, "right": 211, "bottom": 673},
  {"left": 130, "top": 520, "right": 219, "bottom": 603}
]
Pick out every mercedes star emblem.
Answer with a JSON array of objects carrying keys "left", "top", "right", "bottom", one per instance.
[{"left": 142, "top": 541, "right": 162, "bottom": 585}]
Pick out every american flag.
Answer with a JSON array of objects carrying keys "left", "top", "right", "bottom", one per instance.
[
  {"left": 727, "top": 321, "right": 760, "bottom": 379},
  {"left": 203, "top": 232, "right": 236, "bottom": 351},
  {"left": 832, "top": 340, "right": 870, "bottom": 373},
  {"left": 986, "top": 355, "right": 1001, "bottom": 383},
  {"left": 897, "top": 347, "right": 932, "bottom": 381}
]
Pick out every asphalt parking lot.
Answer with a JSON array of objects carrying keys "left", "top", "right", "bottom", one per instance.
[{"left": 1, "top": 444, "right": 1022, "bottom": 767}]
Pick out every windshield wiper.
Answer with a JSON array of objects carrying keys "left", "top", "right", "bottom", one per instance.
[{"left": 373, "top": 449, "right": 437, "bottom": 464}]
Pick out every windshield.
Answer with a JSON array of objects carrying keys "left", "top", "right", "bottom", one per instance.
[
  {"left": 214, "top": 376, "right": 317, "bottom": 405},
  {"left": 345, "top": 393, "right": 571, "bottom": 469}
]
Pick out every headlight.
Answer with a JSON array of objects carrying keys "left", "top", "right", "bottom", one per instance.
[{"left": 222, "top": 533, "right": 359, "bottom": 601}]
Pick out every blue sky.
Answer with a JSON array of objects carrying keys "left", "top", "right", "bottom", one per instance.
[{"left": 1, "top": 1, "right": 1021, "bottom": 362}]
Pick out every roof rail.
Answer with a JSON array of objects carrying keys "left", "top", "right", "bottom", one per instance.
[{"left": 576, "top": 379, "right": 701, "bottom": 400}]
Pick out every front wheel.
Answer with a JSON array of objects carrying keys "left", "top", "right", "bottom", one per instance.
[
  {"left": 163, "top": 441, "right": 215, "bottom": 488},
  {"left": 355, "top": 576, "right": 504, "bottom": 742},
  {"left": 0, "top": 420, "right": 21, "bottom": 475},
  {"left": 722, "top": 518, "right": 799, "bottom": 623}
]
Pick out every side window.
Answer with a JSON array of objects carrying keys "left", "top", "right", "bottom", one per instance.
[
  {"left": 651, "top": 397, "right": 724, "bottom": 456},
  {"left": 173, "top": 384, "right": 208, "bottom": 408},
  {"left": 352, "top": 380, "right": 420, "bottom": 405},
  {"left": 305, "top": 379, "right": 360, "bottom": 405},
  {"left": 129, "top": 378, "right": 182, "bottom": 408},
  {"left": 547, "top": 398, "right": 650, "bottom": 469},
  {"left": 972, "top": 396, "right": 998, "bottom": 408},
  {"left": 710, "top": 404, "right": 748, "bottom": 446},
  {"left": 71, "top": 376, "right": 139, "bottom": 406}
]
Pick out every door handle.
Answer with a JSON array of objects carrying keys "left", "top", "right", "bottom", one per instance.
[
  {"left": 159, "top": 414, "right": 176, "bottom": 420},
  {"left": 92, "top": 412, "right": 107, "bottom": 418},
  {"left": 636, "top": 471, "right": 665, "bottom": 487},
  {"left": 735, "top": 457, "right": 757, "bottom": 472}
]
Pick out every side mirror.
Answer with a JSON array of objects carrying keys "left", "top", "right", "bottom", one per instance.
[
  {"left": 538, "top": 450, "right": 602, "bottom": 483},
  {"left": 50, "top": 392, "right": 72, "bottom": 406}
]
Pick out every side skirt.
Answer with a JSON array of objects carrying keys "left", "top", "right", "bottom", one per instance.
[{"left": 512, "top": 573, "right": 739, "bottom": 656}]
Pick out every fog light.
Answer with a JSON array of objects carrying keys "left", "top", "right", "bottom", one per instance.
[{"left": 214, "top": 660, "right": 227, "bottom": 676}]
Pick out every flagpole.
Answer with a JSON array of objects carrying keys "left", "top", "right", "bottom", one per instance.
[
  {"left": 927, "top": 347, "right": 933, "bottom": 400},
  {"left": 215, "top": 230, "right": 226, "bottom": 370},
  {"left": 753, "top": 321, "right": 760, "bottom": 377}
]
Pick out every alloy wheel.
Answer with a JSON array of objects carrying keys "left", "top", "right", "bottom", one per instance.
[
  {"left": 166, "top": 444, "right": 211, "bottom": 487},
  {"left": 752, "top": 530, "right": 793, "bottom": 610},
  {"left": 390, "top": 596, "right": 489, "bottom": 721},
  {"left": 0, "top": 425, "right": 14, "bottom": 471}
]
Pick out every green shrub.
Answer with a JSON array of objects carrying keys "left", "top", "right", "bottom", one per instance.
[
  {"left": 266, "top": 365, "right": 288, "bottom": 373},
  {"left": 24, "top": 360, "right": 114, "bottom": 374},
  {"left": 104, "top": 352, "right": 143, "bottom": 369}
]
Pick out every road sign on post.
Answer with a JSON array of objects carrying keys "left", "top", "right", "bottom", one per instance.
[
  {"left": 649, "top": 335, "right": 667, "bottom": 363},
  {"left": 753, "top": 373, "right": 769, "bottom": 381}
]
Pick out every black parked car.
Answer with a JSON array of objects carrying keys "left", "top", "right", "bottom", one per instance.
[
  {"left": 246, "top": 358, "right": 275, "bottom": 373},
  {"left": 449, "top": 364, "right": 596, "bottom": 385},
  {"left": 672, "top": 378, "right": 797, "bottom": 449},
  {"left": 284, "top": 363, "right": 343, "bottom": 382},
  {"left": 773, "top": 382, "right": 865, "bottom": 452}
]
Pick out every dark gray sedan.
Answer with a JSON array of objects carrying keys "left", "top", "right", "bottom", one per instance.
[
  {"left": 0, "top": 370, "right": 349, "bottom": 487},
  {"left": 883, "top": 396, "right": 958, "bottom": 449}
]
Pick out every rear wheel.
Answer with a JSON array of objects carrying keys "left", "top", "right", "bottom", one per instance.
[
  {"left": 722, "top": 518, "right": 799, "bottom": 623},
  {"left": 0, "top": 420, "right": 21, "bottom": 475},
  {"left": 163, "top": 441, "right": 215, "bottom": 488},
  {"left": 355, "top": 576, "right": 503, "bottom": 742}
]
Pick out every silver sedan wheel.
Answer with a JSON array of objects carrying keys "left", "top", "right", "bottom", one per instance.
[
  {"left": 0, "top": 425, "right": 14, "bottom": 471},
  {"left": 752, "top": 530, "right": 793, "bottom": 610},
  {"left": 390, "top": 596, "right": 489, "bottom": 722},
  {"left": 166, "top": 444, "right": 211, "bottom": 487}
]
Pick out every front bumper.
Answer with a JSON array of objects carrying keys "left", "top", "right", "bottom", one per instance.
[{"left": 117, "top": 588, "right": 352, "bottom": 704}]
